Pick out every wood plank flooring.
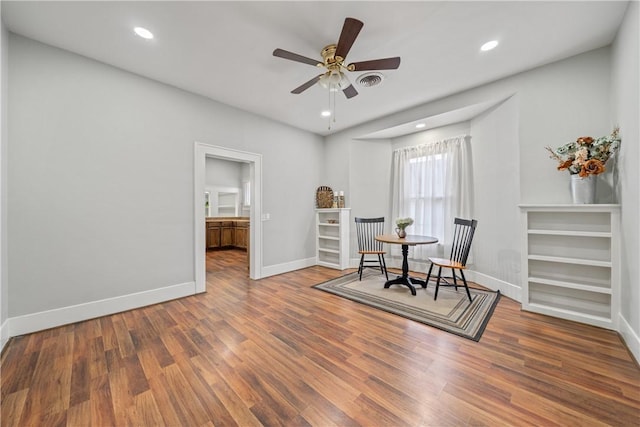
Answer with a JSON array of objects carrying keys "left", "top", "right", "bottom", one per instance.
[{"left": 2, "top": 249, "right": 639, "bottom": 426}]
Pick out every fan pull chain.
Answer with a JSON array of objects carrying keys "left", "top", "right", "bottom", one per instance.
[
  {"left": 332, "top": 88, "right": 337, "bottom": 124},
  {"left": 327, "top": 87, "right": 332, "bottom": 130},
  {"left": 326, "top": 84, "right": 339, "bottom": 131}
]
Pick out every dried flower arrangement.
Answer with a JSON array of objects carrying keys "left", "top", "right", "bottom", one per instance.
[{"left": 545, "top": 128, "right": 621, "bottom": 177}]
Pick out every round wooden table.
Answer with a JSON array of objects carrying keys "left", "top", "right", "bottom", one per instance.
[{"left": 375, "top": 234, "right": 439, "bottom": 296}]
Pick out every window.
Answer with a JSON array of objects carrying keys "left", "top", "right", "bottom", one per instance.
[
  {"left": 406, "top": 154, "right": 447, "bottom": 239},
  {"left": 391, "top": 136, "right": 473, "bottom": 259}
]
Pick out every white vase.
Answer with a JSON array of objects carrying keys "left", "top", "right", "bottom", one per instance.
[{"left": 570, "top": 174, "right": 596, "bottom": 204}]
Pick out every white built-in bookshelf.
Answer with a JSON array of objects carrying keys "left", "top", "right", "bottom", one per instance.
[
  {"left": 519, "top": 204, "right": 620, "bottom": 330},
  {"left": 316, "top": 208, "right": 350, "bottom": 270}
]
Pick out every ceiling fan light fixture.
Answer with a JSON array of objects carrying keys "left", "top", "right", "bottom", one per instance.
[
  {"left": 321, "top": 110, "right": 331, "bottom": 117},
  {"left": 318, "top": 70, "right": 350, "bottom": 92}
]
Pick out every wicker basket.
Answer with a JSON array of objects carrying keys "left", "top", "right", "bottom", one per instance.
[{"left": 316, "top": 186, "right": 334, "bottom": 208}]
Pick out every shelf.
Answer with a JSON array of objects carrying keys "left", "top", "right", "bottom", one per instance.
[
  {"left": 528, "top": 259, "right": 611, "bottom": 289},
  {"left": 526, "top": 303, "right": 613, "bottom": 327},
  {"left": 528, "top": 276, "right": 612, "bottom": 294},
  {"left": 520, "top": 205, "right": 619, "bottom": 330},
  {"left": 318, "top": 247, "right": 339, "bottom": 254},
  {"left": 316, "top": 209, "right": 350, "bottom": 270},
  {"left": 528, "top": 229, "right": 611, "bottom": 238},
  {"left": 527, "top": 254, "right": 611, "bottom": 268},
  {"left": 519, "top": 204, "right": 621, "bottom": 209},
  {"left": 528, "top": 282, "right": 611, "bottom": 317},
  {"left": 524, "top": 209, "right": 614, "bottom": 233},
  {"left": 317, "top": 261, "right": 340, "bottom": 268}
]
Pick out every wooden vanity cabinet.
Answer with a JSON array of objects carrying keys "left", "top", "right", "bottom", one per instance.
[
  {"left": 206, "top": 219, "right": 249, "bottom": 250},
  {"left": 221, "top": 221, "right": 235, "bottom": 247},
  {"left": 234, "top": 221, "right": 249, "bottom": 249},
  {"left": 207, "top": 221, "right": 221, "bottom": 249}
]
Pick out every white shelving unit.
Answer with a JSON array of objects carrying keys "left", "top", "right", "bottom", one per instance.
[
  {"left": 519, "top": 204, "right": 620, "bottom": 330},
  {"left": 316, "top": 208, "right": 350, "bottom": 270},
  {"left": 217, "top": 191, "right": 238, "bottom": 217}
]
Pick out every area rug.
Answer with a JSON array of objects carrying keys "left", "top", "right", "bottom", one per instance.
[{"left": 313, "top": 270, "right": 500, "bottom": 341}]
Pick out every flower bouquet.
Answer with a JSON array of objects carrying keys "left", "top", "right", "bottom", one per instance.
[
  {"left": 395, "top": 217, "right": 414, "bottom": 238},
  {"left": 545, "top": 128, "right": 621, "bottom": 177}
]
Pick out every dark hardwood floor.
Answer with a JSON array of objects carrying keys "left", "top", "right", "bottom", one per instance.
[{"left": 1, "top": 248, "right": 639, "bottom": 426}]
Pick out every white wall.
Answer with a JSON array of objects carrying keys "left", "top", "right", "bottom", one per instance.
[
  {"left": 7, "top": 35, "right": 323, "bottom": 330},
  {"left": 205, "top": 157, "right": 242, "bottom": 189},
  {"left": 349, "top": 139, "right": 393, "bottom": 220},
  {"left": 347, "top": 139, "right": 392, "bottom": 262},
  {"left": 470, "top": 97, "right": 521, "bottom": 299},
  {"left": 516, "top": 49, "right": 613, "bottom": 204},
  {"left": 0, "top": 7, "right": 9, "bottom": 350},
  {"left": 322, "top": 138, "right": 351, "bottom": 201},
  {"left": 611, "top": 0, "right": 640, "bottom": 361}
]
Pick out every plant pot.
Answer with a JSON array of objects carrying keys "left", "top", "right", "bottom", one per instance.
[
  {"left": 395, "top": 228, "right": 407, "bottom": 238},
  {"left": 570, "top": 174, "right": 596, "bottom": 204}
]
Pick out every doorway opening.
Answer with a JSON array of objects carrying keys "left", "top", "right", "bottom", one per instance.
[{"left": 194, "top": 143, "right": 263, "bottom": 293}]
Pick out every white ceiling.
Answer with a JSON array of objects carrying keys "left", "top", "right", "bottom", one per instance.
[{"left": 1, "top": 1, "right": 629, "bottom": 137}]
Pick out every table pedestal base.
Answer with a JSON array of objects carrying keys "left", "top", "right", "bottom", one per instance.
[
  {"left": 382, "top": 243, "right": 426, "bottom": 296},
  {"left": 384, "top": 276, "right": 426, "bottom": 296}
]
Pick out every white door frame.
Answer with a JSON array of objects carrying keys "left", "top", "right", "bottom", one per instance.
[{"left": 194, "top": 142, "right": 263, "bottom": 293}]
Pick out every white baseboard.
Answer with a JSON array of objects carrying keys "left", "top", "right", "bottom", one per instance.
[
  {"left": 0, "top": 318, "right": 9, "bottom": 353},
  {"left": 261, "top": 257, "right": 317, "bottom": 278},
  {"left": 466, "top": 270, "right": 521, "bottom": 302},
  {"left": 618, "top": 313, "right": 640, "bottom": 364},
  {"left": 355, "top": 257, "right": 522, "bottom": 301},
  {"left": 8, "top": 281, "right": 196, "bottom": 338}
]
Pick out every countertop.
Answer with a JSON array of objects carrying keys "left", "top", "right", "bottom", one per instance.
[{"left": 206, "top": 217, "right": 250, "bottom": 223}]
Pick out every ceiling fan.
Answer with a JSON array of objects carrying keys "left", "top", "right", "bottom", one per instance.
[{"left": 273, "top": 17, "right": 401, "bottom": 99}]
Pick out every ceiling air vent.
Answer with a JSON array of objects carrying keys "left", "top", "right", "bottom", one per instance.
[{"left": 357, "top": 72, "right": 384, "bottom": 88}]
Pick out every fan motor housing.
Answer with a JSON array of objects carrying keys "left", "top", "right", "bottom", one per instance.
[{"left": 321, "top": 44, "right": 343, "bottom": 69}]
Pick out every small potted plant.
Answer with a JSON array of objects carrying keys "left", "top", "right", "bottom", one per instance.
[{"left": 395, "top": 217, "right": 414, "bottom": 238}]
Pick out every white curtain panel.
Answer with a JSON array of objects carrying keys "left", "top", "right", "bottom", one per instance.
[{"left": 391, "top": 135, "right": 474, "bottom": 260}]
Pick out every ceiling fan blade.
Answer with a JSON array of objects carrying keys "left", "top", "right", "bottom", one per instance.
[
  {"left": 342, "top": 84, "right": 358, "bottom": 99},
  {"left": 349, "top": 57, "right": 401, "bottom": 71},
  {"left": 335, "top": 17, "right": 364, "bottom": 59},
  {"left": 291, "top": 74, "right": 324, "bottom": 94},
  {"left": 273, "top": 48, "right": 322, "bottom": 66}
]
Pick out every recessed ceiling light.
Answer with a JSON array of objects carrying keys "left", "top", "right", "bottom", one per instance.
[
  {"left": 321, "top": 111, "right": 331, "bottom": 117},
  {"left": 134, "top": 27, "right": 154, "bottom": 40},
  {"left": 415, "top": 123, "right": 426, "bottom": 129},
  {"left": 480, "top": 40, "right": 498, "bottom": 52}
]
